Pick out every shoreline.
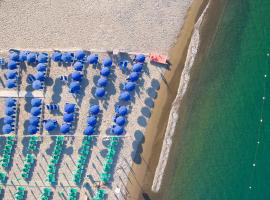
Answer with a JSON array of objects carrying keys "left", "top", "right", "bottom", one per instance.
[{"left": 126, "top": 0, "right": 209, "bottom": 199}]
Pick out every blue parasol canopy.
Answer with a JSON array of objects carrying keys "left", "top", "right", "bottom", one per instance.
[
  {"left": 87, "top": 116, "right": 97, "bottom": 126},
  {"left": 31, "top": 107, "right": 41, "bottom": 116},
  {"left": 36, "top": 63, "right": 47, "bottom": 72},
  {"left": 135, "top": 54, "right": 146, "bottom": 63},
  {"left": 112, "top": 125, "right": 124, "bottom": 135},
  {"left": 2, "top": 124, "right": 13, "bottom": 134},
  {"left": 74, "top": 50, "right": 85, "bottom": 61},
  {"left": 97, "top": 77, "right": 108, "bottom": 87},
  {"left": 95, "top": 87, "right": 105, "bottom": 98},
  {"left": 19, "top": 51, "right": 28, "bottom": 62},
  {"left": 44, "top": 120, "right": 57, "bottom": 131},
  {"left": 73, "top": 61, "right": 83, "bottom": 71},
  {"left": 128, "top": 72, "right": 139, "bottom": 82},
  {"left": 34, "top": 72, "right": 46, "bottom": 81},
  {"left": 6, "top": 79, "right": 17, "bottom": 88},
  {"left": 132, "top": 63, "right": 143, "bottom": 72},
  {"left": 63, "top": 113, "right": 74, "bottom": 123},
  {"left": 69, "top": 81, "right": 81, "bottom": 93},
  {"left": 89, "top": 105, "right": 100, "bottom": 115},
  {"left": 84, "top": 126, "right": 95, "bottom": 135},
  {"left": 5, "top": 98, "right": 16, "bottom": 107},
  {"left": 64, "top": 103, "right": 76, "bottom": 113},
  {"left": 32, "top": 80, "right": 43, "bottom": 90},
  {"left": 4, "top": 116, "right": 14, "bottom": 124},
  {"left": 119, "top": 91, "right": 131, "bottom": 101},
  {"left": 27, "top": 52, "right": 37, "bottom": 63},
  {"left": 60, "top": 123, "right": 70, "bottom": 134},
  {"left": 102, "top": 57, "right": 112, "bottom": 67},
  {"left": 123, "top": 82, "right": 136, "bottom": 91},
  {"left": 100, "top": 67, "right": 110, "bottom": 77},
  {"left": 28, "top": 125, "right": 38, "bottom": 134},
  {"left": 117, "top": 106, "right": 128, "bottom": 116},
  {"left": 5, "top": 107, "right": 15, "bottom": 116},
  {"left": 9, "top": 52, "right": 19, "bottom": 61},
  {"left": 115, "top": 116, "right": 126, "bottom": 126},
  {"left": 7, "top": 60, "right": 17, "bottom": 70},
  {"left": 87, "top": 54, "right": 98, "bottom": 64},
  {"left": 52, "top": 51, "right": 62, "bottom": 62},
  {"left": 29, "top": 116, "right": 40, "bottom": 126},
  {"left": 61, "top": 52, "right": 73, "bottom": 62},
  {"left": 71, "top": 71, "right": 83, "bottom": 81},
  {"left": 37, "top": 53, "right": 48, "bottom": 63},
  {"left": 6, "top": 70, "right": 17, "bottom": 79},
  {"left": 31, "top": 98, "right": 42, "bottom": 107}
]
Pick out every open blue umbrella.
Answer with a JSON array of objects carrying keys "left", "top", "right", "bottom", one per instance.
[
  {"left": 4, "top": 116, "right": 14, "bottom": 124},
  {"left": 115, "top": 116, "right": 126, "bottom": 126},
  {"left": 87, "top": 116, "right": 97, "bottom": 126},
  {"left": 117, "top": 106, "right": 128, "bottom": 116},
  {"left": 61, "top": 52, "right": 73, "bottom": 62},
  {"left": 102, "top": 57, "right": 112, "bottom": 67},
  {"left": 119, "top": 91, "right": 131, "bottom": 101},
  {"left": 44, "top": 120, "right": 57, "bottom": 131},
  {"left": 87, "top": 54, "right": 98, "bottom": 64},
  {"left": 132, "top": 63, "right": 143, "bottom": 72},
  {"left": 34, "top": 72, "right": 46, "bottom": 81},
  {"left": 28, "top": 125, "right": 38, "bottom": 134},
  {"left": 135, "top": 54, "right": 146, "bottom": 63},
  {"left": 89, "top": 105, "right": 100, "bottom": 115},
  {"left": 64, "top": 103, "right": 76, "bottom": 113},
  {"left": 97, "top": 77, "right": 108, "bottom": 87},
  {"left": 84, "top": 126, "right": 95, "bottom": 135},
  {"left": 73, "top": 61, "right": 83, "bottom": 71},
  {"left": 31, "top": 98, "right": 42, "bottom": 107},
  {"left": 2, "top": 124, "right": 13, "bottom": 134},
  {"left": 37, "top": 53, "right": 48, "bottom": 63},
  {"left": 71, "top": 71, "right": 83, "bottom": 81},
  {"left": 60, "top": 123, "right": 70, "bottom": 134},
  {"left": 5, "top": 107, "right": 15, "bottom": 116},
  {"left": 52, "top": 51, "right": 62, "bottom": 62},
  {"left": 123, "top": 82, "right": 136, "bottom": 91},
  {"left": 74, "top": 50, "right": 85, "bottom": 61},
  {"left": 95, "top": 87, "right": 105, "bottom": 98},
  {"left": 5, "top": 98, "right": 16, "bottom": 107},
  {"left": 19, "top": 51, "right": 28, "bottom": 62},
  {"left": 32, "top": 80, "right": 43, "bottom": 90},
  {"left": 29, "top": 116, "right": 40, "bottom": 126},
  {"left": 9, "top": 52, "right": 19, "bottom": 61},
  {"left": 36, "top": 63, "right": 47, "bottom": 72},
  {"left": 69, "top": 81, "right": 81, "bottom": 93},
  {"left": 6, "top": 79, "right": 17, "bottom": 88},
  {"left": 6, "top": 70, "right": 17, "bottom": 79},
  {"left": 100, "top": 67, "right": 110, "bottom": 77},
  {"left": 112, "top": 125, "right": 124, "bottom": 135},
  {"left": 31, "top": 107, "right": 41, "bottom": 116},
  {"left": 27, "top": 52, "right": 37, "bottom": 63},
  {"left": 63, "top": 113, "right": 74, "bottom": 123},
  {"left": 127, "top": 72, "right": 139, "bottom": 82},
  {"left": 7, "top": 60, "right": 17, "bottom": 70}
]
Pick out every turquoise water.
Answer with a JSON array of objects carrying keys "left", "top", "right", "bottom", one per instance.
[{"left": 164, "top": 0, "right": 270, "bottom": 199}]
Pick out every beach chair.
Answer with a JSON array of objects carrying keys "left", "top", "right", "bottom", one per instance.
[
  {"left": 27, "top": 74, "right": 36, "bottom": 84},
  {"left": 46, "top": 104, "right": 59, "bottom": 111},
  {"left": 119, "top": 60, "right": 128, "bottom": 70},
  {"left": 60, "top": 75, "right": 68, "bottom": 83}
]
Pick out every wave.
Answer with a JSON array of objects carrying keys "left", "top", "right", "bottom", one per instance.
[{"left": 151, "top": 1, "right": 210, "bottom": 193}]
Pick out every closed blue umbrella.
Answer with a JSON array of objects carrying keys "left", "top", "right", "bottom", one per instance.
[
  {"left": 7, "top": 60, "right": 17, "bottom": 70},
  {"left": 73, "top": 61, "right": 83, "bottom": 71},
  {"left": 34, "top": 72, "right": 46, "bottom": 81},
  {"left": 31, "top": 98, "right": 42, "bottom": 107},
  {"left": 44, "top": 120, "right": 57, "bottom": 131},
  {"left": 5, "top": 98, "right": 16, "bottom": 107},
  {"left": 32, "top": 80, "right": 43, "bottom": 90},
  {"left": 84, "top": 126, "right": 95, "bottom": 135},
  {"left": 63, "top": 113, "right": 74, "bottom": 123},
  {"left": 117, "top": 106, "right": 128, "bottom": 116},
  {"left": 60, "top": 123, "right": 70, "bottom": 134},
  {"left": 29, "top": 116, "right": 40, "bottom": 126},
  {"left": 31, "top": 107, "right": 41, "bottom": 116},
  {"left": 28, "top": 125, "right": 38, "bottom": 134},
  {"left": 74, "top": 50, "right": 85, "bottom": 61},
  {"left": 27, "top": 52, "right": 37, "bottom": 63},
  {"left": 6, "top": 70, "right": 17, "bottom": 79},
  {"left": 37, "top": 53, "right": 48, "bottom": 63},
  {"left": 69, "top": 81, "right": 81, "bottom": 93},
  {"left": 19, "top": 51, "right": 28, "bottom": 62},
  {"left": 97, "top": 77, "right": 108, "bottom": 87},
  {"left": 64, "top": 103, "right": 76, "bottom": 113},
  {"left": 115, "top": 116, "right": 126, "bottom": 126},
  {"left": 95, "top": 87, "right": 105, "bottom": 98},
  {"left": 36, "top": 63, "right": 47, "bottom": 71},
  {"left": 6, "top": 79, "right": 16, "bottom": 88},
  {"left": 61, "top": 52, "right": 73, "bottom": 62},
  {"left": 135, "top": 54, "right": 146, "bottom": 63},
  {"left": 123, "top": 82, "right": 136, "bottom": 91},
  {"left": 71, "top": 71, "right": 83, "bottom": 81},
  {"left": 132, "top": 63, "right": 143, "bottom": 72},
  {"left": 119, "top": 91, "right": 131, "bottom": 101},
  {"left": 87, "top": 116, "right": 97, "bottom": 126},
  {"left": 4, "top": 116, "right": 14, "bottom": 124},
  {"left": 100, "top": 67, "right": 110, "bottom": 77},
  {"left": 127, "top": 72, "right": 139, "bottom": 82},
  {"left": 2, "top": 124, "right": 13, "bottom": 134},
  {"left": 87, "top": 54, "right": 98, "bottom": 64},
  {"left": 112, "top": 125, "right": 124, "bottom": 135},
  {"left": 5, "top": 107, "right": 15, "bottom": 116},
  {"left": 9, "top": 52, "right": 19, "bottom": 61},
  {"left": 102, "top": 57, "right": 112, "bottom": 67},
  {"left": 52, "top": 51, "right": 62, "bottom": 62},
  {"left": 89, "top": 105, "right": 100, "bottom": 115}
]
